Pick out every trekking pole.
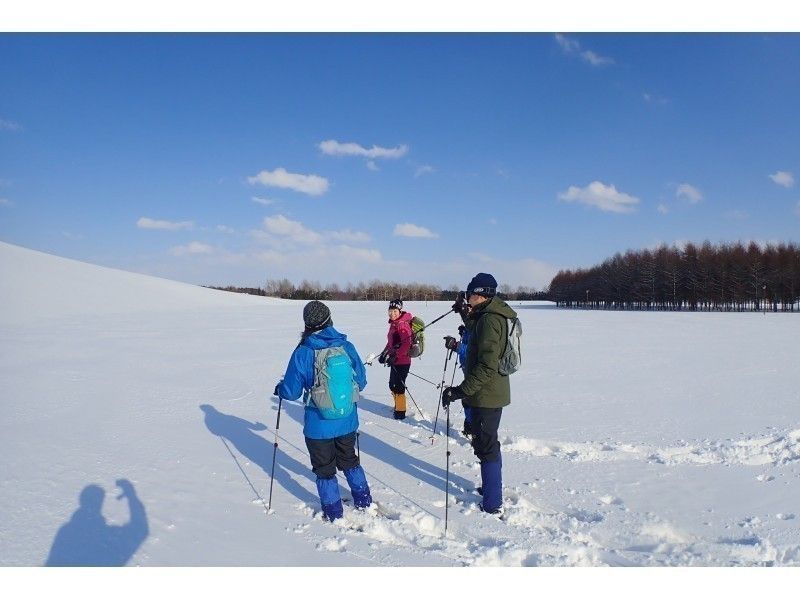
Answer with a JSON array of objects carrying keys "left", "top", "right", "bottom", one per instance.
[
  {"left": 407, "top": 370, "right": 441, "bottom": 388},
  {"left": 430, "top": 349, "right": 453, "bottom": 443},
  {"left": 445, "top": 402, "right": 451, "bottom": 536},
  {"left": 417, "top": 308, "right": 454, "bottom": 334},
  {"left": 267, "top": 396, "right": 283, "bottom": 512},
  {"left": 389, "top": 364, "right": 430, "bottom": 423},
  {"left": 356, "top": 431, "right": 361, "bottom": 460},
  {"left": 403, "top": 385, "right": 429, "bottom": 423}
]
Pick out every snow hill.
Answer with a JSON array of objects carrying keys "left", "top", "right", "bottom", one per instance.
[{"left": 1, "top": 241, "right": 800, "bottom": 567}]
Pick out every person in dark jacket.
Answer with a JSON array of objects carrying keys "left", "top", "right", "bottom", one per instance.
[
  {"left": 274, "top": 300, "right": 371, "bottom": 521},
  {"left": 442, "top": 273, "right": 516, "bottom": 514},
  {"left": 378, "top": 298, "right": 413, "bottom": 420}
]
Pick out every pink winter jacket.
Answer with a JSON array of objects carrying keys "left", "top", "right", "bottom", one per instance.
[{"left": 384, "top": 311, "right": 413, "bottom": 366}]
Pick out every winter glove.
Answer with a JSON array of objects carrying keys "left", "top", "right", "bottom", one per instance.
[
  {"left": 451, "top": 291, "right": 467, "bottom": 313},
  {"left": 378, "top": 349, "right": 389, "bottom": 365},
  {"left": 273, "top": 383, "right": 281, "bottom": 398},
  {"left": 442, "top": 386, "right": 467, "bottom": 407},
  {"left": 443, "top": 336, "right": 459, "bottom": 351}
]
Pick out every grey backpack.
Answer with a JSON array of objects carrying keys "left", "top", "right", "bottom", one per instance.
[{"left": 498, "top": 317, "right": 522, "bottom": 376}]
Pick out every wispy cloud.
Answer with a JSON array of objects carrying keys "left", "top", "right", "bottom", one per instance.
[
  {"left": 657, "top": 203, "right": 669, "bottom": 214},
  {"left": 558, "top": 181, "right": 640, "bottom": 214},
  {"left": 415, "top": 165, "right": 435, "bottom": 178},
  {"left": 393, "top": 223, "right": 439, "bottom": 238},
  {"left": 216, "top": 225, "right": 235, "bottom": 234},
  {"left": 488, "top": 218, "right": 498, "bottom": 225},
  {"left": 676, "top": 183, "right": 703, "bottom": 203},
  {"left": 251, "top": 196, "right": 276, "bottom": 206},
  {"left": 554, "top": 34, "right": 614, "bottom": 67},
  {"left": 62, "top": 231, "right": 84, "bottom": 240},
  {"left": 0, "top": 198, "right": 13, "bottom": 207},
  {"left": 643, "top": 92, "right": 670, "bottom": 106},
  {"left": 328, "top": 229, "right": 372, "bottom": 243},
  {"left": 0, "top": 118, "right": 22, "bottom": 132},
  {"left": 319, "top": 139, "right": 409, "bottom": 159},
  {"left": 263, "top": 215, "right": 323, "bottom": 245},
  {"left": 137, "top": 217, "right": 194, "bottom": 231},
  {"left": 169, "top": 242, "right": 215, "bottom": 256},
  {"left": 769, "top": 171, "right": 795, "bottom": 188},
  {"left": 795, "top": 201, "right": 800, "bottom": 217},
  {"left": 248, "top": 168, "right": 329, "bottom": 196},
  {"left": 366, "top": 161, "right": 379, "bottom": 171}
]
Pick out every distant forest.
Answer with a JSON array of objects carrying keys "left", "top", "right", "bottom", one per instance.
[
  {"left": 207, "top": 241, "right": 800, "bottom": 312},
  {"left": 205, "top": 280, "right": 546, "bottom": 302},
  {"left": 550, "top": 241, "right": 800, "bottom": 312}
]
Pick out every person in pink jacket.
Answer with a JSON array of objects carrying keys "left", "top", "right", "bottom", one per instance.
[{"left": 378, "top": 299, "right": 413, "bottom": 419}]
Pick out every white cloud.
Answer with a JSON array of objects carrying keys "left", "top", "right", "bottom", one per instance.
[
  {"left": 0, "top": 119, "right": 21, "bottom": 131},
  {"left": 248, "top": 168, "right": 329, "bottom": 196},
  {"left": 488, "top": 218, "right": 498, "bottom": 225},
  {"left": 251, "top": 196, "right": 276, "bottom": 206},
  {"left": 769, "top": 171, "right": 795, "bottom": 188},
  {"left": 335, "top": 245, "right": 382, "bottom": 264},
  {"left": 676, "top": 183, "right": 703, "bottom": 203},
  {"left": 554, "top": 33, "right": 580, "bottom": 53},
  {"left": 0, "top": 198, "right": 13, "bottom": 207},
  {"left": 319, "top": 139, "right": 408, "bottom": 159},
  {"left": 581, "top": 50, "right": 614, "bottom": 66},
  {"left": 558, "top": 181, "right": 640, "bottom": 214},
  {"left": 366, "top": 161, "right": 379, "bottom": 171},
  {"left": 643, "top": 92, "right": 670, "bottom": 106},
  {"left": 393, "top": 223, "right": 439, "bottom": 238},
  {"left": 328, "top": 229, "right": 371, "bottom": 243},
  {"left": 216, "top": 225, "right": 235, "bottom": 234},
  {"left": 415, "top": 165, "right": 435, "bottom": 178},
  {"left": 137, "top": 217, "right": 194, "bottom": 230},
  {"left": 263, "top": 215, "right": 322, "bottom": 245},
  {"left": 169, "top": 242, "right": 214, "bottom": 256},
  {"left": 554, "top": 34, "right": 614, "bottom": 67},
  {"left": 657, "top": 203, "right": 669, "bottom": 214}
]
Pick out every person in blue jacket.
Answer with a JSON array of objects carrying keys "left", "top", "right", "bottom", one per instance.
[
  {"left": 443, "top": 293, "right": 474, "bottom": 438},
  {"left": 274, "top": 300, "right": 372, "bottom": 522}
]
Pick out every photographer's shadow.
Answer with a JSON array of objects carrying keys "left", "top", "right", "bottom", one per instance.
[
  {"left": 45, "top": 479, "right": 148, "bottom": 566},
  {"left": 200, "top": 404, "right": 317, "bottom": 506}
]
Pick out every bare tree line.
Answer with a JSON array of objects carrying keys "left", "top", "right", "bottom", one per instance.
[
  {"left": 549, "top": 241, "right": 800, "bottom": 312},
  {"left": 208, "top": 279, "right": 544, "bottom": 301},
  {"left": 262, "top": 279, "right": 544, "bottom": 301}
]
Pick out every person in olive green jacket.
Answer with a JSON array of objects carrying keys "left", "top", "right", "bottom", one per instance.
[{"left": 442, "top": 273, "right": 516, "bottom": 514}]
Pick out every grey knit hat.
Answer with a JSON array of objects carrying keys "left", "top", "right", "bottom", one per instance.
[{"left": 303, "top": 300, "right": 332, "bottom": 331}]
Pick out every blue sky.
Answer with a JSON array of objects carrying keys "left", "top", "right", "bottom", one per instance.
[{"left": 1, "top": 34, "right": 799, "bottom": 289}]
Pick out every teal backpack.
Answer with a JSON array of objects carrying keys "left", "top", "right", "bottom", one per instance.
[{"left": 307, "top": 346, "right": 359, "bottom": 419}]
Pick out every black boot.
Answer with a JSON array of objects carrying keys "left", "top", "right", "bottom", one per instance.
[{"left": 393, "top": 410, "right": 406, "bottom": 420}]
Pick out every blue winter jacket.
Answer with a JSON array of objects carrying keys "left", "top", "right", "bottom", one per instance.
[{"left": 276, "top": 326, "right": 367, "bottom": 440}]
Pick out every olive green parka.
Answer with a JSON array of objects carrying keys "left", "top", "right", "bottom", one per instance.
[{"left": 458, "top": 296, "right": 517, "bottom": 408}]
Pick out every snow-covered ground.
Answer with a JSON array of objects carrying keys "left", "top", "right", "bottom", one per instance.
[{"left": 2, "top": 240, "right": 800, "bottom": 568}]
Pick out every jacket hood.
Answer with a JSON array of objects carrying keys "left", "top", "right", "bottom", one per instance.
[
  {"left": 389, "top": 311, "right": 413, "bottom": 325},
  {"left": 474, "top": 296, "right": 517, "bottom": 320},
  {"left": 303, "top": 325, "right": 348, "bottom": 349}
]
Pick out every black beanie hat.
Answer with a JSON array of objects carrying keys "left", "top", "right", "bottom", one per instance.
[
  {"left": 389, "top": 298, "right": 403, "bottom": 311},
  {"left": 466, "top": 273, "right": 498, "bottom": 297},
  {"left": 303, "top": 300, "right": 332, "bottom": 331}
]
